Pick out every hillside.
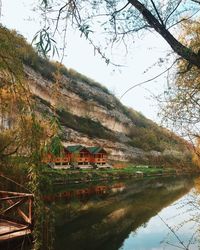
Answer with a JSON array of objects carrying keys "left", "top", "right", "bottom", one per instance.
[{"left": 0, "top": 26, "right": 194, "bottom": 168}]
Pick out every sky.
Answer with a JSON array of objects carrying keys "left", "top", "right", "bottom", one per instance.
[{"left": 1, "top": 0, "right": 173, "bottom": 124}]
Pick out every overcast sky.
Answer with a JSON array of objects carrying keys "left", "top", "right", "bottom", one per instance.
[{"left": 1, "top": 0, "right": 173, "bottom": 124}]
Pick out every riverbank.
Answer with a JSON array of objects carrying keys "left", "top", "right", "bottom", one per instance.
[
  {"left": 1, "top": 162, "right": 199, "bottom": 192},
  {"left": 42, "top": 165, "right": 199, "bottom": 185}
]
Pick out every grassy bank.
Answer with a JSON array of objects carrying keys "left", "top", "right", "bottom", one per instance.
[
  {"left": 41, "top": 165, "right": 179, "bottom": 185},
  {"left": 1, "top": 161, "right": 198, "bottom": 192}
]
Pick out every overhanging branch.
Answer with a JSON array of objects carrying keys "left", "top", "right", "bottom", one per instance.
[{"left": 128, "top": 0, "right": 200, "bottom": 68}]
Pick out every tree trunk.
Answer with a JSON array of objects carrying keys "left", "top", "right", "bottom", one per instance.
[{"left": 128, "top": 0, "right": 200, "bottom": 68}]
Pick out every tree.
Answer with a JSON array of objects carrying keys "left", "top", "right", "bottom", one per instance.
[
  {"left": 36, "top": 0, "right": 200, "bottom": 68},
  {"left": 0, "top": 27, "right": 60, "bottom": 250},
  {"left": 35, "top": 1, "right": 200, "bottom": 159},
  {"left": 0, "top": 26, "right": 59, "bottom": 158},
  {"left": 160, "top": 20, "right": 200, "bottom": 140}
]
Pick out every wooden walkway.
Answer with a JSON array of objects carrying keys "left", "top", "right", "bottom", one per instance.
[
  {"left": 0, "top": 219, "right": 31, "bottom": 241},
  {"left": 0, "top": 191, "right": 34, "bottom": 242}
]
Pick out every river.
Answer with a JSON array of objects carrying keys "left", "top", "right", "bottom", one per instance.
[
  {"left": 50, "top": 176, "right": 200, "bottom": 250},
  {"left": 1, "top": 175, "right": 200, "bottom": 250}
]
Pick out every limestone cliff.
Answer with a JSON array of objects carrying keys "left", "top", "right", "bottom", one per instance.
[
  {"left": 0, "top": 26, "right": 191, "bottom": 167},
  {"left": 24, "top": 65, "right": 191, "bottom": 166}
]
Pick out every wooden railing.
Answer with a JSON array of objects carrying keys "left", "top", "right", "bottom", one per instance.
[
  {"left": 0, "top": 191, "right": 34, "bottom": 227},
  {"left": 77, "top": 157, "right": 90, "bottom": 163},
  {"left": 94, "top": 158, "right": 107, "bottom": 163}
]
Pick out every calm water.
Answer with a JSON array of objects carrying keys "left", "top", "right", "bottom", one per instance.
[
  {"left": 52, "top": 176, "right": 200, "bottom": 250},
  {"left": 1, "top": 176, "right": 200, "bottom": 250}
]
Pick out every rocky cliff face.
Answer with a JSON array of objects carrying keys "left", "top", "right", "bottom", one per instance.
[
  {"left": 24, "top": 65, "right": 190, "bottom": 166},
  {"left": 0, "top": 26, "right": 193, "bottom": 168},
  {"left": 26, "top": 66, "right": 131, "bottom": 135}
]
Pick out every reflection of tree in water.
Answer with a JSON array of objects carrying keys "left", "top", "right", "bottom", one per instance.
[
  {"left": 54, "top": 177, "right": 194, "bottom": 250},
  {"left": 158, "top": 177, "right": 200, "bottom": 250}
]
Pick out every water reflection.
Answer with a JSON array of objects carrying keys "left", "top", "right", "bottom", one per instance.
[
  {"left": 43, "top": 182, "right": 125, "bottom": 202},
  {"left": 120, "top": 191, "right": 200, "bottom": 250},
  {"left": 52, "top": 176, "right": 199, "bottom": 250}
]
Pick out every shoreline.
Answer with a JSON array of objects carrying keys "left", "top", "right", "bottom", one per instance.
[{"left": 48, "top": 168, "right": 200, "bottom": 185}]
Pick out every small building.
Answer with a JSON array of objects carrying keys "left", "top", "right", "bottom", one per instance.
[
  {"left": 87, "top": 146, "right": 108, "bottom": 165},
  {"left": 43, "top": 144, "right": 108, "bottom": 168},
  {"left": 42, "top": 147, "right": 70, "bottom": 166},
  {"left": 67, "top": 145, "right": 91, "bottom": 165}
]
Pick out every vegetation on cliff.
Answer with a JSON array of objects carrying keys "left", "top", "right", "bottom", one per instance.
[{"left": 0, "top": 26, "right": 197, "bottom": 170}]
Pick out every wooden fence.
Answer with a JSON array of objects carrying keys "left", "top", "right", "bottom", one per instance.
[{"left": 0, "top": 191, "right": 34, "bottom": 242}]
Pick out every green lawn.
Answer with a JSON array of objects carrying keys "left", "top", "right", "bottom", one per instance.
[{"left": 41, "top": 165, "right": 176, "bottom": 186}]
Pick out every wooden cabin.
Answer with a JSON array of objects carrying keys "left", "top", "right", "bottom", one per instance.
[
  {"left": 67, "top": 145, "right": 91, "bottom": 165},
  {"left": 87, "top": 146, "right": 107, "bottom": 165},
  {"left": 43, "top": 145, "right": 108, "bottom": 167},
  {"left": 42, "top": 147, "right": 70, "bottom": 166}
]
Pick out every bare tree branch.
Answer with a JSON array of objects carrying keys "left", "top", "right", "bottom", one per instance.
[
  {"left": 191, "top": 0, "right": 200, "bottom": 4},
  {"left": 53, "top": 2, "right": 69, "bottom": 35},
  {"left": 167, "top": 9, "right": 200, "bottom": 30},
  {"left": 165, "top": 0, "right": 182, "bottom": 26},
  {"left": 150, "top": 0, "right": 165, "bottom": 26},
  {"left": 112, "top": 2, "right": 130, "bottom": 16},
  {"left": 128, "top": 0, "right": 200, "bottom": 68},
  {"left": 120, "top": 59, "right": 177, "bottom": 100}
]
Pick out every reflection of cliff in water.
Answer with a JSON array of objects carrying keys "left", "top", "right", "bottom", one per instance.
[{"left": 54, "top": 176, "right": 194, "bottom": 250}]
